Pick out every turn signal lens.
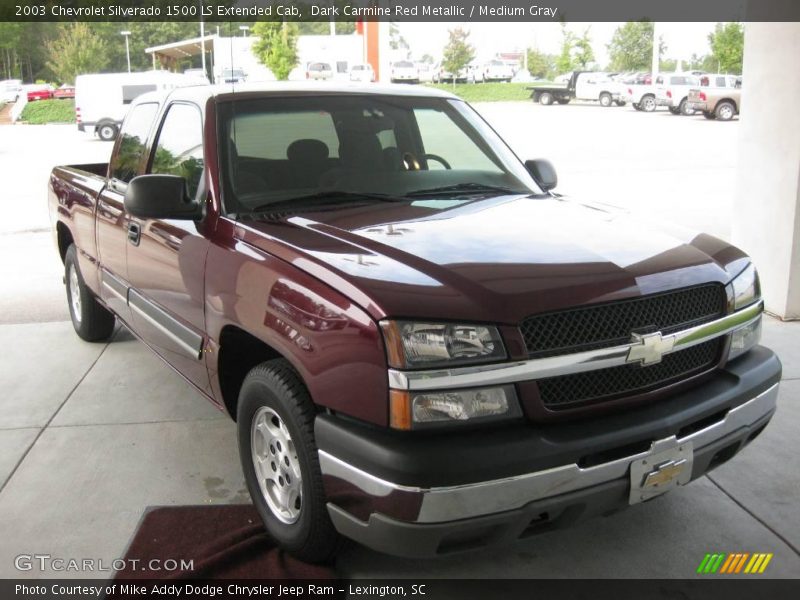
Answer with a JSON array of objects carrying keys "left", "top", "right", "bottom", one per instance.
[
  {"left": 729, "top": 315, "right": 762, "bottom": 361},
  {"left": 390, "top": 385, "right": 521, "bottom": 430}
]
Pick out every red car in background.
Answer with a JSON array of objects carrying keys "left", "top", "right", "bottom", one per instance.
[
  {"left": 26, "top": 85, "right": 54, "bottom": 101},
  {"left": 53, "top": 85, "right": 75, "bottom": 99}
]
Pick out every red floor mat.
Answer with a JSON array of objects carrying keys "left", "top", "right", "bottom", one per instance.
[{"left": 114, "top": 505, "right": 336, "bottom": 580}]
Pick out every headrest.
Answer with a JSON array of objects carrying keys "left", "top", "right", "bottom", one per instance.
[{"left": 287, "top": 139, "right": 330, "bottom": 163}]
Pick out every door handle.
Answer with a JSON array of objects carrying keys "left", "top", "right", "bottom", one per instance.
[{"left": 127, "top": 221, "right": 141, "bottom": 246}]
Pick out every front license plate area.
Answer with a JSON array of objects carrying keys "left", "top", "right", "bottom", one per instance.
[{"left": 629, "top": 441, "right": 693, "bottom": 504}]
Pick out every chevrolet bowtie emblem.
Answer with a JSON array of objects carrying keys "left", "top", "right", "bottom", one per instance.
[{"left": 627, "top": 332, "right": 675, "bottom": 366}]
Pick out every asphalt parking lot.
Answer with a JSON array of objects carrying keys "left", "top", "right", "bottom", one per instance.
[{"left": 0, "top": 101, "right": 797, "bottom": 579}]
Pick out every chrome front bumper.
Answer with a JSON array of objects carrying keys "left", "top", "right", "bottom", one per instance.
[{"left": 320, "top": 382, "right": 778, "bottom": 525}]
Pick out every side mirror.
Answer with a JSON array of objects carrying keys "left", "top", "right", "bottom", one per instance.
[
  {"left": 124, "top": 174, "right": 202, "bottom": 220},
  {"left": 525, "top": 159, "right": 558, "bottom": 192}
]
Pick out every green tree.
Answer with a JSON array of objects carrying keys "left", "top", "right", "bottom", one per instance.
[
  {"left": 555, "top": 24, "right": 575, "bottom": 74},
  {"left": 441, "top": 28, "right": 474, "bottom": 82},
  {"left": 708, "top": 22, "right": 744, "bottom": 74},
  {"left": 526, "top": 48, "right": 555, "bottom": 79},
  {"left": 607, "top": 21, "right": 666, "bottom": 72},
  {"left": 573, "top": 28, "right": 595, "bottom": 69},
  {"left": 252, "top": 20, "right": 299, "bottom": 81},
  {"left": 46, "top": 23, "right": 110, "bottom": 84}
]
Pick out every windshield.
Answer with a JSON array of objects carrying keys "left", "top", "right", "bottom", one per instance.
[{"left": 219, "top": 95, "right": 539, "bottom": 215}]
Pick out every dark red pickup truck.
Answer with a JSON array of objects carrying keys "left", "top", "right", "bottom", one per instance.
[{"left": 49, "top": 84, "right": 780, "bottom": 561}]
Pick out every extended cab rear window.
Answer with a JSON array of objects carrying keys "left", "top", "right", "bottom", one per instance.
[{"left": 110, "top": 102, "right": 159, "bottom": 184}]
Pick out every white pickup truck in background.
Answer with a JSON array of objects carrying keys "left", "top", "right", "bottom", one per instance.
[{"left": 655, "top": 74, "right": 702, "bottom": 115}]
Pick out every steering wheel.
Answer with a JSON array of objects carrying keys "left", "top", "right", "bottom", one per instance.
[{"left": 423, "top": 153, "right": 452, "bottom": 170}]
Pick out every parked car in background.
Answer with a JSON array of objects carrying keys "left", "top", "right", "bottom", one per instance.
[
  {"left": 655, "top": 74, "right": 701, "bottom": 115},
  {"left": 434, "top": 63, "right": 468, "bottom": 84},
  {"left": 75, "top": 71, "right": 198, "bottom": 141},
  {"left": 53, "top": 84, "right": 76, "bottom": 99},
  {"left": 221, "top": 68, "right": 247, "bottom": 84},
  {"left": 0, "top": 79, "right": 23, "bottom": 103},
  {"left": 688, "top": 83, "right": 742, "bottom": 120},
  {"left": 306, "top": 62, "right": 333, "bottom": 81},
  {"left": 699, "top": 74, "right": 741, "bottom": 89},
  {"left": 483, "top": 59, "right": 514, "bottom": 82},
  {"left": 619, "top": 73, "right": 658, "bottom": 112},
  {"left": 416, "top": 62, "right": 435, "bottom": 83},
  {"left": 467, "top": 62, "right": 485, "bottom": 83},
  {"left": 26, "top": 84, "right": 54, "bottom": 101},
  {"left": 390, "top": 61, "right": 419, "bottom": 83},
  {"left": 349, "top": 63, "right": 375, "bottom": 83},
  {"left": 529, "top": 71, "right": 624, "bottom": 107}
]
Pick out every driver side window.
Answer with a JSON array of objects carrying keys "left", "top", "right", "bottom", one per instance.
[
  {"left": 149, "top": 103, "right": 204, "bottom": 199},
  {"left": 414, "top": 108, "right": 499, "bottom": 171}
]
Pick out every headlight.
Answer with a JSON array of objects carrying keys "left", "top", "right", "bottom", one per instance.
[
  {"left": 380, "top": 321, "right": 506, "bottom": 369},
  {"left": 730, "top": 263, "right": 761, "bottom": 310},
  {"left": 390, "top": 385, "right": 521, "bottom": 430}
]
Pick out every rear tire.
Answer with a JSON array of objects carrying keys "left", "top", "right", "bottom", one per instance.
[
  {"left": 715, "top": 101, "right": 736, "bottom": 121},
  {"left": 97, "top": 123, "right": 118, "bottom": 142},
  {"left": 614, "top": 100, "right": 626, "bottom": 107},
  {"left": 556, "top": 98, "right": 570, "bottom": 104},
  {"left": 640, "top": 95, "right": 657, "bottom": 112},
  {"left": 65, "top": 245, "right": 115, "bottom": 342},
  {"left": 703, "top": 111, "right": 716, "bottom": 120},
  {"left": 238, "top": 359, "right": 342, "bottom": 563},
  {"left": 539, "top": 92, "right": 553, "bottom": 105},
  {"left": 599, "top": 93, "right": 612, "bottom": 107},
  {"left": 669, "top": 107, "right": 681, "bottom": 115},
  {"left": 679, "top": 98, "right": 695, "bottom": 116},
  {"left": 633, "top": 102, "right": 643, "bottom": 111}
]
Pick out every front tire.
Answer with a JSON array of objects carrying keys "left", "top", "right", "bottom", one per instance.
[
  {"left": 65, "top": 245, "right": 115, "bottom": 342},
  {"left": 238, "top": 359, "right": 341, "bottom": 563},
  {"left": 599, "top": 92, "right": 612, "bottom": 107}
]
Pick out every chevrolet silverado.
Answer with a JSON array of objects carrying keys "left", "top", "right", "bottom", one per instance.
[{"left": 49, "top": 83, "right": 779, "bottom": 561}]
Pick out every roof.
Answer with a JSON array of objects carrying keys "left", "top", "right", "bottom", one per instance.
[{"left": 165, "top": 81, "right": 460, "bottom": 104}]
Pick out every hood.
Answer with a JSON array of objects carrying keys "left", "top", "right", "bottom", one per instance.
[{"left": 237, "top": 195, "right": 749, "bottom": 323}]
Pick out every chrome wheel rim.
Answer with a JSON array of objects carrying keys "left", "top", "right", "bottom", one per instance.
[
  {"left": 643, "top": 97, "right": 656, "bottom": 111},
  {"left": 68, "top": 264, "right": 81, "bottom": 323},
  {"left": 251, "top": 406, "right": 302, "bottom": 524},
  {"left": 719, "top": 105, "right": 733, "bottom": 120}
]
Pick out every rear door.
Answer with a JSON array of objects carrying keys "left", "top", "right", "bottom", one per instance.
[
  {"left": 125, "top": 101, "right": 211, "bottom": 390},
  {"left": 96, "top": 101, "right": 159, "bottom": 323}
]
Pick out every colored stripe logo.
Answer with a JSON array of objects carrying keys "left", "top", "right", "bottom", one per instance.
[{"left": 697, "top": 552, "right": 773, "bottom": 574}]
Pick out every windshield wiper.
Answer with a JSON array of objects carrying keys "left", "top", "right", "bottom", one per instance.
[
  {"left": 404, "top": 183, "right": 525, "bottom": 198},
  {"left": 247, "top": 190, "right": 403, "bottom": 213}
]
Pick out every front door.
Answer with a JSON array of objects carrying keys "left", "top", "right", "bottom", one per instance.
[{"left": 125, "top": 101, "right": 211, "bottom": 391}]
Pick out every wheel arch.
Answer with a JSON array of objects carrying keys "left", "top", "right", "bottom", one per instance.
[
  {"left": 56, "top": 221, "right": 74, "bottom": 264},
  {"left": 217, "top": 325, "right": 288, "bottom": 421}
]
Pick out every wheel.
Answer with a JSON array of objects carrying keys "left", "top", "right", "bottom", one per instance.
[
  {"left": 715, "top": 101, "right": 736, "bottom": 121},
  {"left": 703, "top": 111, "right": 716, "bottom": 120},
  {"left": 679, "top": 98, "right": 695, "bottom": 116},
  {"left": 614, "top": 100, "right": 626, "bottom": 106},
  {"left": 238, "top": 359, "right": 341, "bottom": 563},
  {"left": 556, "top": 98, "right": 570, "bottom": 104},
  {"left": 64, "top": 245, "right": 115, "bottom": 342},
  {"left": 632, "top": 102, "right": 643, "bottom": 111},
  {"left": 640, "top": 95, "right": 657, "bottom": 112},
  {"left": 539, "top": 92, "right": 553, "bottom": 105},
  {"left": 97, "top": 123, "right": 118, "bottom": 142},
  {"left": 669, "top": 107, "right": 681, "bottom": 115},
  {"left": 599, "top": 93, "right": 612, "bottom": 107}
]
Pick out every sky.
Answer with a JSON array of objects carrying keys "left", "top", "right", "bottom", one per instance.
[{"left": 394, "top": 22, "right": 719, "bottom": 66}]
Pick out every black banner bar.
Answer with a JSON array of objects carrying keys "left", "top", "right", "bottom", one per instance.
[
  {"left": 2, "top": 0, "right": 800, "bottom": 23},
  {"left": 3, "top": 579, "right": 800, "bottom": 600}
]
